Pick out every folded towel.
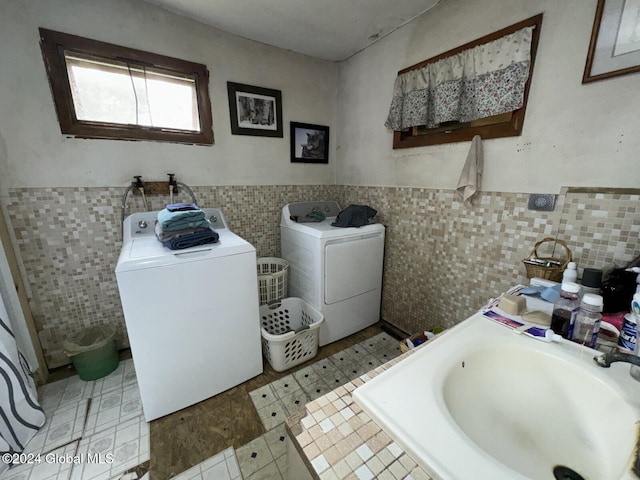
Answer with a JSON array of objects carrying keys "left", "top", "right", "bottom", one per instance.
[
  {"left": 456, "top": 135, "right": 483, "bottom": 205},
  {"left": 331, "top": 205, "right": 377, "bottom": 228},
  {"left": 166, "top": 202, "right": 199, "bottom": 212},
  {"left": 162, "top": 228, "right": 220, "bottom": 250},
  {"left": 157, "top": 208, "right": 207, "bottom": 231},
  {"left": 155, "top": 222, "right": 211, "bottom": 242}
]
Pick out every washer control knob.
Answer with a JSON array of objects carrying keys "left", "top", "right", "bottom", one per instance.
[{"left": 138, "top": 220, "right": 147, "bottom": 229}]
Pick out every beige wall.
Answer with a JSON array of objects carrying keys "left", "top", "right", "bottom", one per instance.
[
  {"left": 0, "top": 0, "right": 338, "bottom": 192},
  {"left": 336, "top": 0, "right": 640, "bottom": 192}
]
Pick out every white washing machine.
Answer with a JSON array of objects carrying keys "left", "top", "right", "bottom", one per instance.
[
  {"left": 115, "top": 208, "right": 262, "bottom": 421},
  {"left": 280, "top": 201, "right": 385, "bottom": 346}
]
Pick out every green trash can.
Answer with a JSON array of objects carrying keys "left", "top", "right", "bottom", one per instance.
[{"left": 63, "top": 325, "right": 119, "bottom": 381}]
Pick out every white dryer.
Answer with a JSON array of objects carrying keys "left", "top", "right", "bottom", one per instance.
[
  {"left": 115, "top": 208, "right": 262, "bottom": 421},
  {"left": 280, "top": 202, "right": 385, "bottom": 346}
]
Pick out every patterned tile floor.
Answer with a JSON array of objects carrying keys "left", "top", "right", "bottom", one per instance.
[
  {"left": 237, "top": 332, "right": 402, "bottom": 480},
  {"left": 14, "top": 324, "right": 402, "bottom": 480},
  {"left": 3, "top": 359, "right": 149, "bottom": 480}
]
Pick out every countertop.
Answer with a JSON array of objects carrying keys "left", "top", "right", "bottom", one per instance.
[{"left": 285, "top": 343, "right": 433, "bottom": 480}]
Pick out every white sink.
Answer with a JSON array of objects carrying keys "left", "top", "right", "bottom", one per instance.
[{"left": 353, "top": 313, "right": 640, "bottom": 480}]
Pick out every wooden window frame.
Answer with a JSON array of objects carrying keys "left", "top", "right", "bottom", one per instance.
[
  {"left": 392, "top": 14, "right": 543, "bottom": 149},
  {"left": 39, "top": 28, "right": 214, "bottom": 145}
]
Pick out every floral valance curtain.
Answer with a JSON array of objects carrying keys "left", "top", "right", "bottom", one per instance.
[{"left": 385, "top": 26, "right": 534, "bottom": 131}]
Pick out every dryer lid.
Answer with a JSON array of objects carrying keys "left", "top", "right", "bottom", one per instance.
[
  {"left": 281, "top": 217, "right": 384, "bottom": 239},
  {"left": 281, "top": 201, "right": 384, "bottom": 239}
]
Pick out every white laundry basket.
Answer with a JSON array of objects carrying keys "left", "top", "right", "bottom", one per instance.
[
  {"left": 260, "top": 297, "right": 324, "bottom": 372},
  {"left": 257, "top": 257, "right": 289, "bottom": 305}
]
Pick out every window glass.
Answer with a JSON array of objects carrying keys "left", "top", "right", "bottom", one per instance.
[{"left": 39, "top": 28, "right": 213, "bottom": 145}]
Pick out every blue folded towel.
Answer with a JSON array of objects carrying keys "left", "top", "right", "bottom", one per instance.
[
  {"left": 166, "top": 203, "right": 199, "bottom": 212},
  {"left": 155, "top": 222, "right": 210, "bottom": 242},
  {"left": 157, "top": 207, "right": 207, "bottom": 231},
  {"left": 162, "top": 228, "right": 220, "bottom": 250}
]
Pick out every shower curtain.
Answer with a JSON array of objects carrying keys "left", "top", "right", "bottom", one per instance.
[{"left": 0, "top": 289, "right": 45, "bottom": 473}]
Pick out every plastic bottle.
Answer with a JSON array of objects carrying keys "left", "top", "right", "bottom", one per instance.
[
  {"left": 618, "top": 312, "right": 637, "bottom": 354},
  {"left": 630, "top": 292, "right": 640, "bottom": 381},
  {"left": 550, "top": 282, "right": 581, "bottom": 340},
  {"left": 571, "top": 293, "right": 604, "bottom": 349},
  {"left": 580, "top": 268, "right": 602, "bottom": 298},
  {"left": 562, "top": 262, "right": 577, "bottom": 284}
]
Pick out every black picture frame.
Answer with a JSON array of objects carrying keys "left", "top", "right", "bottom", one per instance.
[
  {"left": 290, "top": 122, "right": 330, "bottom": 164},
  {"left": 227, "top": 82, "right": 283, "bottom": 137}
]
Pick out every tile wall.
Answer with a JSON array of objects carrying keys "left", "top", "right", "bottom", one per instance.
[{"left": 5, "top": 185, "right": 639, "bottom": 370}]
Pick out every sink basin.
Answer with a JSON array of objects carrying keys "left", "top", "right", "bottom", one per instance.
[{"left": 353, "top": 312, "right": 640, "bottom": 480}]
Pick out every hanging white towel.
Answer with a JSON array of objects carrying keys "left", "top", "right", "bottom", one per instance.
[{"left": 455, "top": 135, "right": 483, "bottom": 204}]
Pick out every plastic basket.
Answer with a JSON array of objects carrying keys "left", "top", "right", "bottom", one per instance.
[
  {"left": 257, "top": 257, "right": 289, "bottom": 305},
  {"left": 260, "top": 297, "right": 324, "bottom": 372}
]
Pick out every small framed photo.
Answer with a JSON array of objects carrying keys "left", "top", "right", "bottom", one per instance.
[
  {"left": 290, "top": 122, "right": 329, "bottom": 164},
  {"left": 227, "top": 82, "right": 283, "bottom": 137}
]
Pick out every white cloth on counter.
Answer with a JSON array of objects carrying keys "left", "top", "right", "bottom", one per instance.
[{"left": 456, "top": 135, "right": 483, "bottom": 205}]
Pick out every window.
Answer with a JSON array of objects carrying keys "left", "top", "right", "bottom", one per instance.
[
  {"left": 39, "top": 28, "right": 214, "bottom": 145},
  {"left": 385, "top": 14, "right": 542, "bottom": 149}
]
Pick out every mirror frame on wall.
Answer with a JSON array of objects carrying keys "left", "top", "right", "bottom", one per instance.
[{"left": 391, "top": 14, "right": 543, "bottom": 149}]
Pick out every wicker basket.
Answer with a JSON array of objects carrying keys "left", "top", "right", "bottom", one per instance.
[
  {"left": 522, "top": 237, "right": 572, "bottom": 282},
  {"left": 257, "top": 257, "right": 289, "bottom": 305}
]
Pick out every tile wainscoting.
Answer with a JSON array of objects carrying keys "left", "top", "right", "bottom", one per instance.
[{"left": 4, "top": 185, "right": 639, "bottom": 370}]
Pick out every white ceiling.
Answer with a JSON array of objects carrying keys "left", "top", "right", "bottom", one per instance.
[{"left": 142, "top": 0, "right": 441, "bottom": 61}]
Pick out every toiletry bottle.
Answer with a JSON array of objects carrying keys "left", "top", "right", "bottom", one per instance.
[
  {"left": 630, "top": 293, "right": 640, "bottom": 380},
  {"left": 618, "top": 312, "right": 637, "bottom": 354},
  {"left": 550, "top": 282, "right": 581, "bottom": 340},
  {"left": 571, "top": 293, "right": 603, "bottom": 349},
  {"left": 562, "top": 262, "right": 577, "bottom": 284},
  {"left": 580, "top": 268, "right": 602, "bottom": 298}
]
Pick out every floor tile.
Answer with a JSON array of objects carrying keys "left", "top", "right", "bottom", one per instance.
[
  {"left": 256, "top": 400, "right": 288, "bottom": 431},
  {"left": 83, "top": 382, "right": 143, "bottom": 437},
  {"left": 321, "top": 368, "right": 350, "bottom": 389},
  {"left": 236, "top": 435, "right": 274, "bottom": 478},
  {"left": 248, "top": 384, "right": 278, "bottom": 411},
  {"left": 245, "top": 461, "right": 283, "bottom": 480},
  {"left": 301, "top": 380, "right": 331, "bottom": 401},
  {"left": 279, "top": 389, "right": 310, "bottom": 416},
  {"left": 274, "top": 453, "right": 288, "bottom": 478},
  {"left": 270, "top": 374, "right": 302, "bottom": 399},
  {"left": 38, "top": 375, "right": 94, "bottom": 415},
  {"left": 263, "top": 424, "right": 288, "bottom": 460},
  {"left": 2, "top": 441, "right": 78, "bottom": 480},
  {"left": 292, "top": 365, "right": 321, "bottom": 386},
  {"left": 70, "top": 415, "right": 149, "bottom": 480},
  {"left": 24, "top": 399, "right": 89, "bottom": 455},
  {"left": 92, "top": 359, "right": 137, "bottom": 396},
  {"left": 169, "top": 447, "right": 241, "bottom": 480}
]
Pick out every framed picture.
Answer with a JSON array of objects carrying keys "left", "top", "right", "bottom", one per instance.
[
  {"left": 583, "top": 0, "right": 640, "bottom": 83},
  {"left": 227, "top": 82, "right": 283, "bottom": 137},
  {"left": 290, "top": 122, "right": 330, "bottom": 164}
]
